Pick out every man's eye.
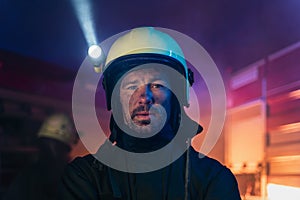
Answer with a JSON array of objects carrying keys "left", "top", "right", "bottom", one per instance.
[
  {"left": 127, "top": 85, "right": 137, "bottom": 90},
  {"left": 151, "top": 83, "right": 164, "bottom": 89}
]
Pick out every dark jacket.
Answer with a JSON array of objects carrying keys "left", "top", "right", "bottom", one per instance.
[
  {"left": 60, "top": 113, "right": 241, "bottom": 199},
  {"left": 59, "top": 147, "right": 241, "bottom": 200}
]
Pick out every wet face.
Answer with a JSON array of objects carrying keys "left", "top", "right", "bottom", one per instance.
[{"left": 119, "top": 66, "right": 172, "bottom": 136}]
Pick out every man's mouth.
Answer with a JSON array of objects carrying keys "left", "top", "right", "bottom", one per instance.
[
  {"left": 131, "top": 108, "right": 152, "bottom": 125},
  {"left": 131, "top": 105, "right": 150, "bottom": 118},
  {"left": 134, "top": 111, "right": 150, "bottom": 119}
]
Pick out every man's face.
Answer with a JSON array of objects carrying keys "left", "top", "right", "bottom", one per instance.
[{"left": 119, "top": 65, "right": 172, "bottom": 136}]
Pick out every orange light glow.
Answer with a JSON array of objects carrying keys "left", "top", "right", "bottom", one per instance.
[
  {"left": 289, "top": 89, "right": 300, "bottom": 100},
  {"left": 278, "top": 122, "right": 300, "bottom": 134}
]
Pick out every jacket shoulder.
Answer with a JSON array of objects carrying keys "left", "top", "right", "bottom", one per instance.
[
  {"left": 59, "top": 154, "right": 114, "bottom": 199},
  {"left": 66, "top": 154, "right": 106, "bottom": 179},
  {"left": 190, "top": 149, "right": 241, "bottom": 199}
]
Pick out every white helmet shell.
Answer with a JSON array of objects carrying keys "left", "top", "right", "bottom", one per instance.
[
  {"left": 105, "top": 27, "right": 187, "bottom": 70},
  {"left": 38, "top": 113, "right": 78, "bottom": 147}
]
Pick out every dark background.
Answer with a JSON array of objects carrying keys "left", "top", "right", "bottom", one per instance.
[
  {"left": 1, "top": 0, "right": 300, "bottom": 73},
  {"left": 1, "top": 1, "right": 300, "bottom": 198}
]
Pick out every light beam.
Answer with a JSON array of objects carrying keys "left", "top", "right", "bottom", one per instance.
[{"left": 71, "top": 0, "right": 97, "bottom": 47}]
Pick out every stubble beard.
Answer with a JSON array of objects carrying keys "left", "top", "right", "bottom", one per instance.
[{"left": 123, "top": 104, "right": 168, "bottom": 137}]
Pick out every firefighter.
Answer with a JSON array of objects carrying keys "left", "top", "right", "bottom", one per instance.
[
  {"left": 60, "top": 27, "right": 241, "bottom": 199},
  {"left": 4, "top": 113, "right": 78, "bottom": 200}
]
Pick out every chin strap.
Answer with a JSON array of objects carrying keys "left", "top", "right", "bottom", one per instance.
[{"left": 184, "top": 137, "right": 191, "bottom": 200}]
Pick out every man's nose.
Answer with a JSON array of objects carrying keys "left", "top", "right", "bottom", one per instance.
[{"left": 138, "top": 84, "right": 153, "bottom": 104}]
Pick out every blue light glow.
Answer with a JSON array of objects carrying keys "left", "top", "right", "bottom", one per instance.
[{"left": 71, "top": 0, "right": 97, "bottom": 46}]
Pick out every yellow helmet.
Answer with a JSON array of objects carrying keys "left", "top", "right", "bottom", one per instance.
[
  {"left": 38, "top": 113, "right": 78, "bottom": 147},
  {"left": 101, "top": 27, "right": 193, "bottom": 110}
]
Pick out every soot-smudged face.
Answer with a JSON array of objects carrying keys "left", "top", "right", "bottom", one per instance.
[{"left": 119, "top": 66, "right": 172, "bottom": 136}]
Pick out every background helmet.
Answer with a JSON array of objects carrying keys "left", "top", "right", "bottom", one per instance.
[
  {"left": 101, "top": 27, "right": 194, "bottom": 110},
  {"left": 38, "top": 113, "right": 78, "bottom": 147}
]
